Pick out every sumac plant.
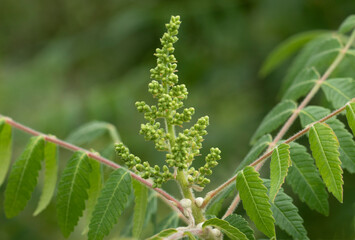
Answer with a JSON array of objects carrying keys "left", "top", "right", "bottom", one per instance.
[{"left": 1, "top": 15, "right": 355, "bottom": 240}]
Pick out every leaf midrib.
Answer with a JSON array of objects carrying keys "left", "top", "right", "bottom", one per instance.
[
  {"left": 288, "top": 79, "right": 317, "bottom": 93},
  {"left": 312, "top": 126, "right": 339, "bottom": 193},
  {"left": 240, "top": 171, "right": 272, "bottom": 236},
  {"left": 275, "top": 147, "right": 282, "bottom": 192},
  {"left": 272, "top": 197, "right": 306, "bottom": 238},
  {"left": 290, "top": 158, "right": 327, "bottom": 213},
  {"left": 322, "top": 80, "right": 352, "bottom": 101},
  {"left": 64, "top": 152, "right": 87, "bottom": 232},
  {"left": 10, "top": 137, "right": 42, "bottom": 212},
  {"left": 261, "top": 109, "right": 294, "bottom": 128},
  {"left": 92, "top": 171, "right": 129, "bottom": 239}
]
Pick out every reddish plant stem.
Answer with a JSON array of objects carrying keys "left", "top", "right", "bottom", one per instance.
[
  {"left": 222, "top": 195, "right": 240, "bottom": 220},
  {"left": 202, "top": 101, "right": 351, "bottom": 209},
  {"left": 271, "top": 31, "right": 355, "bottom": 149},
  {"left": 165, "top": 227, "right": 203, "bottom": 240},
  {"left": 219, "top": 30, "right": 355, "bottom": 218},
  {"left": 0, "top": 115, "right": 185, "bottom": 216}
]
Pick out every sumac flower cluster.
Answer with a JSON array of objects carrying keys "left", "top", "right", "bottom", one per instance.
[{"left": 116, "top": 16, "right": 221, "bottom": 189}]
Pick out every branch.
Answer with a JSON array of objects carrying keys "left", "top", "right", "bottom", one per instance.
[
  {"left": 165, "top": 227, "right": 203, "bottom": 240},
  {"left": 219, "top": 29, "right": 355, "bottom": 218},
  {"left": 271, "top": 29, "right": 355, "bottom": 149},
  {"left": 0, "top": 115, "right": 185, "bottom": 216},
  {"left": 202, "top": 100, "right": 352, "bottom": 208},
  {"left": 222, "top": 195, "right": 240, "bottom": 220}
]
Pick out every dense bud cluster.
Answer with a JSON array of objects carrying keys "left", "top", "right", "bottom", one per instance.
[
  {"left": 115, "top": 143, "right": 172, "bottom": 188},
  {"left": 116, "top": 16, "right": 221, "bottom": 189}
]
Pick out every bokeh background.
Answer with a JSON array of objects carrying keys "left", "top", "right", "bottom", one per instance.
[{"left": 0, "top": 0, "right": 354, "bottom": 239}]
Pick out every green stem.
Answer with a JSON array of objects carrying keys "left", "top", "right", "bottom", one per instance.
[
  {"left": 176, "top": 170, "right": 205, "bottom": 224},
  {"left": 166, "top": 112, "right": 205, "bottom": 224}
]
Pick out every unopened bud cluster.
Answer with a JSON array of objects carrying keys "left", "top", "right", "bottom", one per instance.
[
  {"left": 117, "top": 16, "right": 221, "bottom": 189},
  {"left": 116, "top": 143, "right": 172, "bottom": 188}
]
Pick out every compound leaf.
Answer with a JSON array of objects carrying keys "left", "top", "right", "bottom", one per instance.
[
  {"left": 265, "top": 180, "right": 309, "bottom": 240},
  {"left": 286, "top": 142, "right": 329, "bottom": 215},
  {"left": 269, "top": 143, "right": 291, "bottom": 202},
  {"left": 225, "top": 214, "right": 255, "bottom": 240},
  {"left": 236, "top": 166, "right": 275, "bottom": 238},
  {"left": 88, "top": 168, "right": 131, "bottom": 240},
  {"left": 57, "top": 151, "right": 92, "bottom": 237},
  {"left": 309, "top": 123, "right": 343, "bottom": 202},
  {"left": 132, "top": 179, "right": 148, "bottom": 239},
  {"left": 321, "top": 78, "right": 355, "bottom": 109},
  {"left": 281, "top": 35, "right": 341, "bottom": 95},
  {"left": 33, "top": 141, "right": 58, "bottom": 216},
  {"left": 203, "top": 218, "right": 248, "bottom": 240},
  {"left": 251, "top": 100, "right": 297, "bottom": 143},
  {"left": 0, "top": 119, "right": 12, "bottom": 187},
  {"left": 4, "top": 136, "right": 44, "bottom": 218}
]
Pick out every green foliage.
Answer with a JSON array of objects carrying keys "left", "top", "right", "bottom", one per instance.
[
  {"left": 286, "top": 142, "right": 329, "bottom": 215},
  {"left": 4, "top": 136, "right": 44, "bottom": 218},
  {"left": 321, "top": 78, "right": 355, "bottom": 109},
  {"left": 207, "top": 134, "right": 272, "bottom": 217},
  {"left": 260, "top": 31, "right": 326, "bottom": 77},
  {"left": 0, "top": 13, "right": 355, "bottom": 240},
  {"left": 67, "top": 121, "right": 121, "bottom": 159},
  {"left": 0, "top": 119, "right": 12, "bottom": 186},
  {"left": 236, "top": 166, "right": 275, "bottom": 238},
  {"left": 280, "top": 34, "right": 342, "bottom": 95},
  {"left": 339, "top": 15, "right": 355, "bottom": 34},
  {"left": 67, "top": 121, "right": 120, "bottom": 145},
  {"left": 88, "top": 169, "right": 131, "bottom": 240},
  {"left": 282, "top": 67, "right": 320, "bottom": 101},
  {"left": 145, "top": 191, "right": 158, "bottom": 228},
  {"left": 132, "top": 179, "right": 148, "bottom": 239},
  {"left": 83, "top": 158, "right": 103, "bottom": 234},
  {"left": 33, "top": 140, "right": 58, "bottom": 216},
  {"left": 202, "top": 218, "right": 248, "bottom": 240},
  {"left": 224, "top": 214, "right": 255, "bottom": 240},
  {"left": 264, "top": 180, "right": 308, "bottom": 240},
  {"left": 346, "top": 102, "right": 355, "bottom": 135},
  {"left": 300, "top": 106, "right": 355, "bottom": 173},
  {"left": 235, "top": 134, "right": 272, "bottom": 173},
  {"left": 147, "top": 229, "right": 178, "bottom": 240},
  {"left": 56, "top": 151, "right": 92, "bottom": 237},
  {"left": 269, "top": 143, "right": 291, "bottom": 202},
  {"left": 184, "top": 231, "right": 197, "bottom": 240},
  {"left": 309, "top": 123, "right": 343, "bottom": 202},
  {"left": 156, "top": 212, "right": 179, "bottom": 233},
  {"left": 329, "top": 119, "right": 355, "bottom": 173},
  {"left": 251, "top": 100, "right": 297, "bottom": 143}
]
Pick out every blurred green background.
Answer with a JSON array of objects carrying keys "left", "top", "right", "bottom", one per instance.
[{"left": 0, "top": 0, "right": 354, "bottom": 239}]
